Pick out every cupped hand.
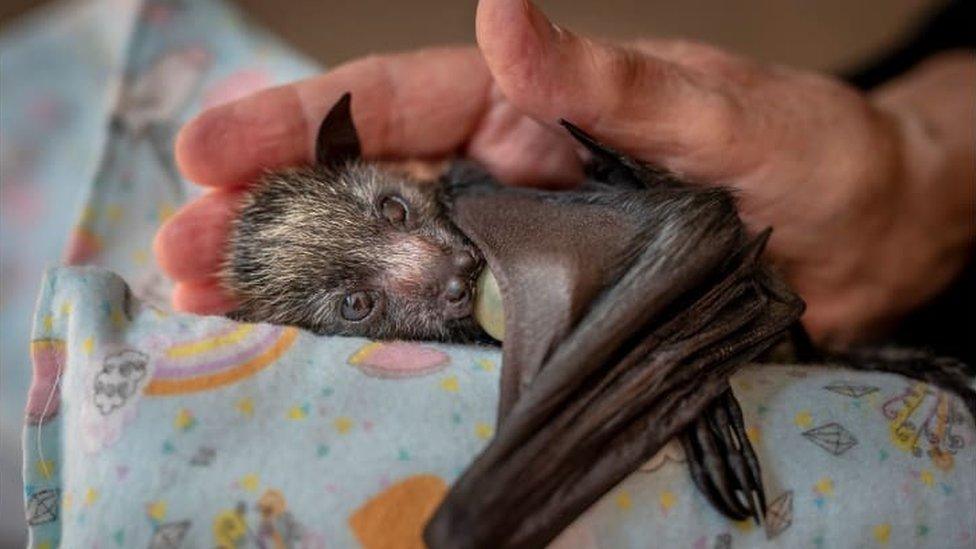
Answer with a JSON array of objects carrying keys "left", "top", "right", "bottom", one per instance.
[{"left": 155, "top": 0, "right": 975, "bottom": 347}]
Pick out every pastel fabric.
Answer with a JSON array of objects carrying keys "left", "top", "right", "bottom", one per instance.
[
  {"left": 25, "top": 268, "right": 976, "bottom": 548},
  {"left": 15, "top": 0, "right": 976, "bottom": 548}
]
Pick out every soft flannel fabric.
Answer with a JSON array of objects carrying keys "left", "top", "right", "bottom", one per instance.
[
  {"left": 15, "top": 0, "right": 976, "bottom": 548},
  {"left": 25, "top": 268, "right": 976, "bottom": 548}
]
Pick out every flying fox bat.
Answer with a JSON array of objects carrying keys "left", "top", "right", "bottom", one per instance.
[{"left": 222, "top": 94, "right": 975, "bottom": 548}]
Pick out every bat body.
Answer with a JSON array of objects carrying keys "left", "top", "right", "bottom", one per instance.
[{"left": 223, "top": 94, "right": 975, "bottom": 548}]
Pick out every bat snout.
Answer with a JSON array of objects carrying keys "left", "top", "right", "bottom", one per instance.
[{"left": 439, "top": 249, "right": 482, "bottom": 319}]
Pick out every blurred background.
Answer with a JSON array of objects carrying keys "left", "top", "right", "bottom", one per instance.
[
  {"left": 0, "top": 0, "right": 951, "bottom": 545},
  {"left": 0, "top": 0, "right": 948, "bottom": 70}
]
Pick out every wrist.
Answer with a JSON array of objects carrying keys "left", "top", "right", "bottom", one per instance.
[
  {"left": 848, "top": 55, "right": 976, "bottom": 339},
  {"left": 803, "top": 57, "right": 975, "bottom": 346}
]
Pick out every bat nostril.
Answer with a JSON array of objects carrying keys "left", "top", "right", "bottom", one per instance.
[
  {"left": 452, "top": 250, "right": 477, "bottom": 273},
  {"left": 444, "top": 275, "right": 469, "bottom": 303}
]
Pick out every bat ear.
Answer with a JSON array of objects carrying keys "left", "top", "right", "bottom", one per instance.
[{"left": 315, "top": 92, "right": 361, "bottom": 168}]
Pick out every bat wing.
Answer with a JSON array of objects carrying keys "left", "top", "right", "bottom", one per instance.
[
  {"left": 434, "top": 182, "right": 802, "bottom": 547},
  {"left": 428, "top": 126, "right": 803, "bottom": 547},
  {"left": 560, "top": 120, "right": 775, "bottom": 521}
]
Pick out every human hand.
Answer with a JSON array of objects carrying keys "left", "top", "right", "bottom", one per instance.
[{"left": 155, "top": 0, "right": 975, "bottom": 346}]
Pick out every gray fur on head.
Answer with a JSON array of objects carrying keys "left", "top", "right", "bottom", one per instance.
[{"left": 222, "top": 161, "right": 485, "bottom": 341}]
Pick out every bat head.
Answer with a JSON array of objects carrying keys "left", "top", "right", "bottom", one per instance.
[{"left": 223, "top": 93, "right": 485, "bottom": 341}]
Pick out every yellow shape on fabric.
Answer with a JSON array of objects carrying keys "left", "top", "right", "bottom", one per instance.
[
  {"left": 35, "top": 459, "right": 55, "bottom": 479},
  {"left": 241, "top": 473, "right": 259, "bottom": 492},
  {"left": 615, "top": 491, "right": 633, "bottom": 510},
  {"left": 733, "top": 519, "right": 754, "bottom": 532},
  {"left": 110, "top": 308, "right": 126, "bottom": 329},
  {"left": 347, "top": 341, "right": 382, "bottom": 365},
  {"left": 236, "top": 397, "right": 254, "bottom": 417},
  {"left": 746, "top": 426, "right": 761, "bottom": 444},
  {"left": 82, "top": 337, "right": 94, "bottom": 355},
  {"left": 815, "top": 477, "right": 834, "bottom": 496},
  {"left": 288, "top": 405, "right": 307, "bottom": 420},
  {"left": 147, "top": 500, "right": 167, "bottom": 521},
  {"left": 659, "top": 490, "right": 676, "bottom": 511},
  {"left": 132, "top": 249, "right": 148, "bottom": 266},
  {"left": 475, "top": 422, "right": 494, "bottom": 440},
  {"left": 166, "top": 325, "right": 254, "bottom": 359},
  {"left": 42, "top": 315, "right": 54, "bottom": 332},
  {"left": 439, "top": 376, "right": 459, "bottom": 393},
  {"left": 476, "top": 358, "right": 495, "bottom": 372},
  {"left": 158, "top": 203, "right": 176, "bottom": 223},
  {"left": 105, "top": 204, "right": 123, "bottom": 223},
  {"left": 794, "top": 410, "right": 813, "bottom": 428},
  {"left": 334, "top": 416, "right": 353, "bottom": 434},
  {"left": 873, "top": 523, "right": 891, "bottom": 544},
  {"left": 888, "top": 383, "right": 926, "bottom": 453},
  {"left": 84, "top": 487, "right": 99, "bottom": 506},
  {"left": 213, "top": 508, "right": 248, "bottom": 548},
  {"left": 174, "top": 408, "right": 195, "bottom": 431},
  {"left": 919, "top": 469, "right": 934, "bottom": 487},
  {"left": 62, "top": 493, "right": 72, "bottom": 511},
  {"left": 36, "top": 541, "right": 52, "bottom": 549},
  {"left": 59, "top": 301, "right": 73, "bottom": 316},
  {"left": 79, "top": 206, "right": 95, "bottom": 225}
]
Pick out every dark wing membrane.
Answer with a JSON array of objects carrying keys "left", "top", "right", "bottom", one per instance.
[
  {"left": 560, "top": 119, "right": 686, "bottom": 190},
  {"left": 425, "top": 230, "right": 803, "bottom": 548}
]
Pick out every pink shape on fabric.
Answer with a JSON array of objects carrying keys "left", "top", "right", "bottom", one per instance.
[
  {"left": 26, "top": 340, "right": 66, "bottom": 425},
  {"left": 348, "top": 341, "right": 451, "bottom": 379}
]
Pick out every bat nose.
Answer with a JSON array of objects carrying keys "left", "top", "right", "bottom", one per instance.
[
  {"left": 452, "top": 249, "right": 478, "bottom": 274},
  {"left": 444, "top": 275, "right": 469, "bottom": 303},
  {"left": 438, "top": 246, "right": 481, "bottom": 318}
]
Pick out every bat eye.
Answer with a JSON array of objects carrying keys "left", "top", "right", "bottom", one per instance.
[
  {"left": 341, "top": 291, "right": 374, "bottom": 321},
  {"left": 379, "top": 195, "right": 408, "bottom": 227}
]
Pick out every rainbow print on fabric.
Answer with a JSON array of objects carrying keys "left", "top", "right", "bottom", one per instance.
[{"left": 144, "top": 324, "right": 299, "bottom": 396}]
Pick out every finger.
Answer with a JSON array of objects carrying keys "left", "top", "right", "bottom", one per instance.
[
  {"left": 154, "top": 189, "right": 241, "bottom": 282},
  {"left": 476, "top": 0, "right": 755, "bottom": 180},
  {"left": 176, "top": 47, "right": 492, "bottom": 188},
  {"left": 173, "top": 279, "right": 238, "bottom": 315},
  {"left": 465, "top": 86, "right": 584, "bottom": 188}
]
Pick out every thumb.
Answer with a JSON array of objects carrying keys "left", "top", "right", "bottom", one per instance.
[{"left": 476, "top": 0, "right": 752, "bottom": 180}]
